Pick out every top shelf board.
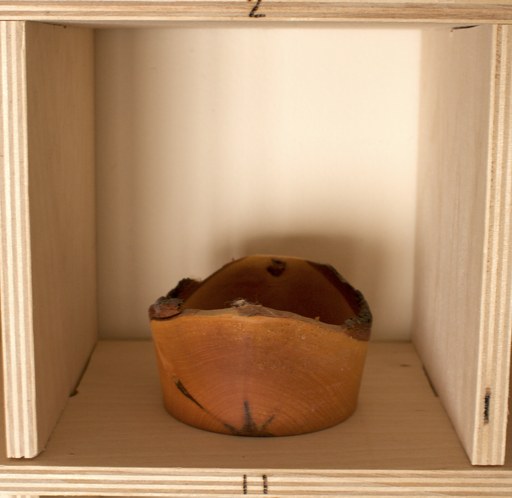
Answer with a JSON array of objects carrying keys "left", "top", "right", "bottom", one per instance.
[{"left": 0, "top": 1, "right": 512, "bottom": 25}]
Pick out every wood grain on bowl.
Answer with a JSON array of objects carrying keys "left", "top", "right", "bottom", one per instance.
[{"left": 149, "top": 255, "right": 371, "bottom": 436}]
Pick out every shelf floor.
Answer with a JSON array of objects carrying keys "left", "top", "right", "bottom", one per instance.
[
  {"left": 8, "top": 340, "right": 474, "bottom": 469},
  {"left": 2, "top": 340, "right": 512, "bottom": 495}
]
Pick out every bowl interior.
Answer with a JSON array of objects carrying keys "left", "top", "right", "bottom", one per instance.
[{"left": 181, "top": 256, "right": 361, "bottom": 327}]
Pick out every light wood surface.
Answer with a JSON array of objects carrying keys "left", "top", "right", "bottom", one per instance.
[
  {"left": 9, "top": 341, "right": 472, "bottom": 469},
  {"left": 413, "top": 24, "right": 512, "bottom": 466},
  {"left": 476, "top": 23, "right": 512, "bottom": 468},
  {"left": 0, "top": 10, "right": 511, "bottom": 497},
  {"left": 0, "top": 1, "right": 510, "bottom": 24},
  {"left": 0, "top": 21, "right": 37, "bottom": 459},
  {"left": 0, "top": 21, "right": 96, "bottom": 458},
  {"left": 0, "top": 496, "right": 36, "bottom": 498},
  {"left": 2, "top": 469, "right": 512, "bottom": 497},
  {"left": 25, "top": 21, "right": 97, "bottom": 458},
  {"left": 0, "top": 341, "right": 510, "bottom": 496}
]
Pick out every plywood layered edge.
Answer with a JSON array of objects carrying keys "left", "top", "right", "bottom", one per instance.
[
  {"left": 0, "top": 21, "right": 38, "bottom": 459},
  {"left": 413, "top": 24, "right": 512, "bottom": 466},
  {"left": 474, "top": 23, "right": 512, "bottom": 467},
  {"left": 0, "top": 21, "right": 97, "bottom": 458},
  {"left": 0, "top": 1, "right": 511, "bottom": 24},
  {"left": 2, "top": 467, "right": 512, "bottom": 496}
]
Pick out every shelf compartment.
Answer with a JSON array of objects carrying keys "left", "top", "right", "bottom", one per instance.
[{"left": 1, "top": 19, "right": 512, "bottom": 467}]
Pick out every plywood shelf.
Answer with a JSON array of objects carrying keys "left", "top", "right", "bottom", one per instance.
[
  {"left": 25, "top": 341, "right": 469, "bottom": 470},
  {"left": 2, "top": 9, "right": 512, "bottom": 495},
  {"left": 0, "top": 340, "right": 511, "bottom": 495},
  {"left": 0, "top": 1, "right": 512, "bottom": 25}
]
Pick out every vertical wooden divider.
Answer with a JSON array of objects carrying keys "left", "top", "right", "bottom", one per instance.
[
  {"left": 0, "top": 20, "right": 36, "bottom": 459},
  {"left": 0, "top": 21, "right": 96, "bottom": 458},
  {"left": 414, "top": 24, "right": 512, "bottom": 465}
]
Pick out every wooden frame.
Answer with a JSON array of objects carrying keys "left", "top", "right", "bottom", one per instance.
[
  {"left": 0, "top": 21, "right": 96, "bottom": 458},
  {"left": 0, "top": 1, "right": 510, "bottom": 24},
  {"left": 414, "top": 23, "right": 512, "bottom": 466},
  {"left": 0, "top": 1, "right": 512, "bottom": 496}
]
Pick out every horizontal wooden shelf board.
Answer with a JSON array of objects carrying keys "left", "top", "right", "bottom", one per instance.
[
  {"left": 2, "top": 341, "right": 473, "bottom": 470},
  {"left": 0, "top": 1, "right": 511, "bottom": 23},
  {"left": 0, "top": 341, "right": 511, "bottom": 494},
  {"left": 2, "top": 468, "right": 512, "bottom": 497}
]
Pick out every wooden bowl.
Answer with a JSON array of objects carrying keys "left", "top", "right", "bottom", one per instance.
[{"left": 149, "top": 255, "right": 372, "bottom": 436}]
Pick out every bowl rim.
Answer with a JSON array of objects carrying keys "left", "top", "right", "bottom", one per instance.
[{"left": 148, "top": 254, "right": 372, "bottom": 341}]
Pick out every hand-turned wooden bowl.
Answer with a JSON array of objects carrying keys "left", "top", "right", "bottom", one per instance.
[{"left": 149, "top": 255, "right": 372, "bottom": 437}]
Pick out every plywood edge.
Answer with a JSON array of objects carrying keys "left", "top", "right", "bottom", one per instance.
[
  {"left": 0, "top": 21, "right": 39, "bottom": 458},
  {"left": 0, "top": 466, "right": 512, "bottom": 496},
  {"left": 472, "top": 24, "right": 512, "bottom": 466},
  {"left": 0, "top": 1, "right": 510, "bottom": 24}
]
